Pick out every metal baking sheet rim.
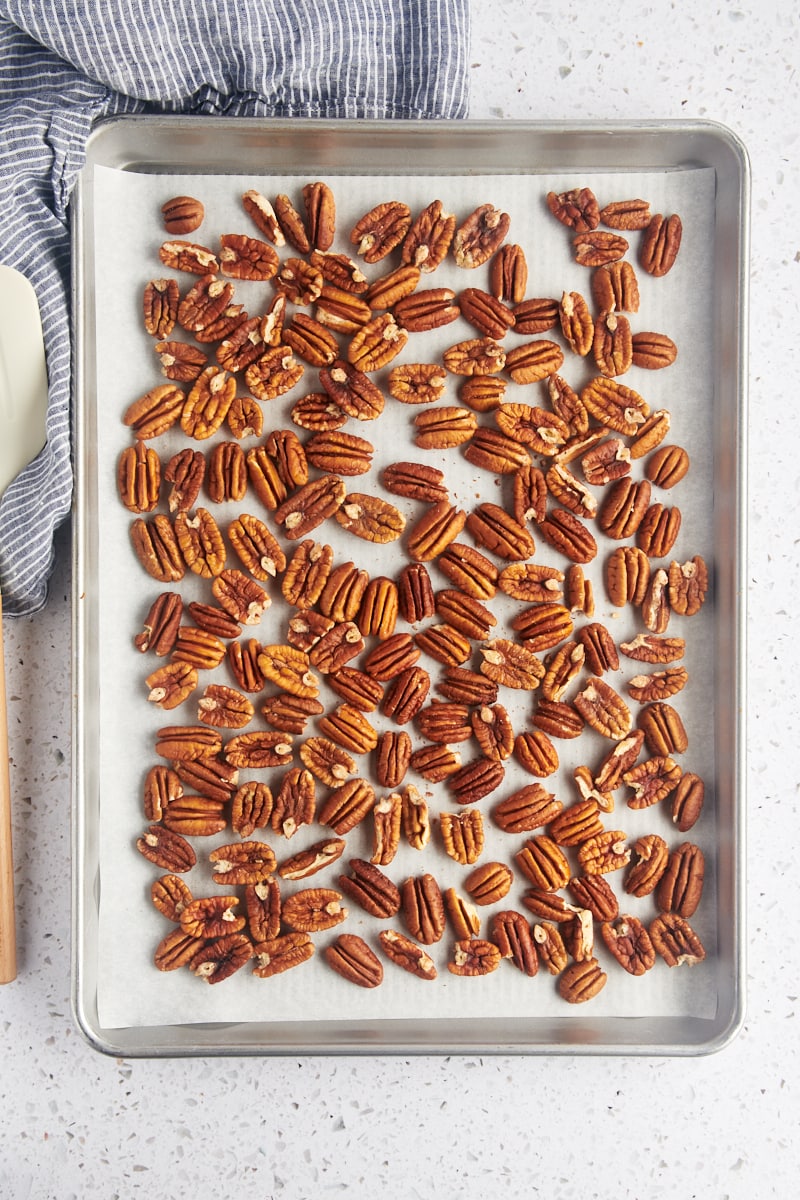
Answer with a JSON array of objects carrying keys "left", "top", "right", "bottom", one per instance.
[{"left": 70, "top": 116, "right": 750, "bottom": 1057}]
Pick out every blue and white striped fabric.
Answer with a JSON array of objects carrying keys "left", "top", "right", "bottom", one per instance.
[{"left": 0, "top": 0, "right": 471, "bottom": 615}]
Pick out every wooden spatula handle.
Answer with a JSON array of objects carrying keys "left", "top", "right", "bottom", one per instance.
[{"left": 0, "top": 596, "right": 17, "bottom": 983}]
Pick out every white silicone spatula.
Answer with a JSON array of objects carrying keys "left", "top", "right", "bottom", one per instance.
[{"left": 0, "top": 264, "right": 49, "bottom": 983}]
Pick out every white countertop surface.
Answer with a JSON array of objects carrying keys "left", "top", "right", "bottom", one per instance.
[{"left": 1, "top": 0, "right": 793, "bottom": 1194}]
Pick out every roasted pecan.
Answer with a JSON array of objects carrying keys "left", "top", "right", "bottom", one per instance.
[
  {"left": 629, "top": 408, "right": 671, "bottom": 459},
  {"left": 374, "top": 729, "right": 412, "bottom": 789},
  {"left": 282, "top": 312, "right": 339, "bottom": 367},
  {"left": 443, "top": 887, "right": 481, "bottom": 939},
  {"left": 219, "top": 232, "right": 279, "bottom": 281},
  {"left": 180, "top": 895, "right": 245, "bottom": 940},
  {"left": 605, "top": 545, "right": 651, "bottom": 607},
  {"left": 351, "top": 200, "right": 412, "bottom": 263},
  {"left": 135, "top": 591, "right": 183, "bottom": 656},
  {"left": 274, "top": 475, "right": 347, "bottom": 541},
  {"left": 649, "top": 912, "right": 705, "bottom": 967},
  {"left": 574, "top": 677, "right": 632, "bottom": 740},
  {"left": 278, "top": 838, "right": 346, "bottom": 882},
  {"left": 378, "top": 930, "right": 437, "bottom": 980},
  {"left": 386, "top": 361, "right": 448, "bottom": 407},
  {"left": 159, "top": 238, "right": 219, "bottom": 274},
  {"left": 174, "top": 508, "right": 226, "bottom": 579},
  {"left": 549, "top": 799, "right": 604, "bottom": 847},
  {"left": 466, "top": 503, "right": 536, "bottom": 562},
  {"left": 154, "top": 724, "right": 223, "bottom": 762},
  {"left": 459, "top": 374, "right": 507, "bottom": 413},
  {"left": 302, "top": 180, "right": 336, "bottom": 250},
  {"left": 347, "top": 312, "right": 408, "bottom": 372},
  {"left": 261, "top": 693, "right": 324, "bottom": 735},
  {"left": 558, "top": 958, "right": 607, "bottom": 1003},
  {"left": 581, "top": 437, "right": 631, "bottom": 487},
  {"left": 408, "top": 744, "right": 462, "bottom": 782},
  {"left": 490, "top": 911, "right": 538, "bottom": 976},
  {"left": 593, "top": 308, "right": 633, "bottom": 377},
  {"left": 270, "top": 767, "right": 316, "bottom": 838},
  {"left": 512, "top": 296, "right": 560, "bottom": 334},
  {"left": 230, "top": 781, "right": 273, "bottom": 838},
  {"left": 453, "top": 204, "right": 510, "bottom": 268},
  {"left": 459, "top": 287, "right": 516, "bottom": 338},
  {"left": 319, "top": 359, "right": 384, "bottom": 421},
  {"left": 470, "top": 703, "right": 514, "bottom": 762},
  {"left": 339, "top": 859, "right": 401, "bottom": 918},
  {"left": 668, "top": 556, "right": 709, "bottom": 616},
  {"left": 212, "top": 569, "right": 269, "bottom": 626},
  {"left": 438, "top": 808, "right": 484, "bottom": 865},
  {"left": 130, "top": 514, "right": 185, "bottom": 583},
  {"left": 154, "top": 928, "right": 205, "bottom": 972},
  {"left": 413, "top": 405, "right": 477, "bottom": 449},
  {"left": 638, "top": 701, "right": 688, "bottom": 756},
  {"left": 224, "top": 730, "right": 294, "bottom": 769},
  {"left": 401, "top": 784, "right": 431, "bottom": 851},
  {"left": 504, "top": 340, "right": 564, "bottom": 384},
  {"left": 568, "top": 874, "right": 619, "bottom": 922},
  {"left": 515, "top": 835, "right": 570, "bottom": 891},
  {"left": 564, "top": 565, "right": 594, "bottom": 616},
  {"left": 137, "top": 824, "right": 196, "bottom": 872},
  {"left": 581, "top": 376, "right": 649, "bottom": 436},
  {"left": 382, "top": 666, "right": 431, "bottom": 726},
  {"left": 577, "top": 830, "right": 631, "bottom": 876},
  {"left": 597, "top": 477, "right": 652, "bottom": 540},
  {"left": 414, "top": 622, "right": 472, "bottom": 667},
  {"left": 671, "top": 772, "right": 705, "bottom": 832},
  {"left": 190, "top": 932, "right": 254, "bottom": 984},
  {"left": 318, "top": 776, "right": 376, "bottom": 834},
  {"left": 151, "top": 872, "right": 193, "bottom": 922},
  {"left": 406, "top": 500, "right": 467, "bottom": 562},
  {"left": 538, "top": 509, "right": 597, "bottom": 565},
  {"left": 447, "top": 757, "right": 505, "bottom": 804},
  {"left": 243, "top": 878, "right": 282, "bottom": 943},
  {"left": 252, "top": 933, "right": 315, "bottom": 979},
  {"left": 498, "top": 563, "right": 563, "bottom": 603},
  {"left": 464, "top": 861, "right": 514, "bottom": 906},
  {"left": 315, "top": 284, "right": 372, "bottom": 334},
  {"left": 281, "top": 888, "right": 347, "bottom": 933},
  {"left": 624, "top": 833, "right": 670, "bottom": 897},
  {"left": 241, "top": 189, "right": 284, "bottom": 243},
  {"left": 573, "top": 230, "right": 628, "bottom": 267},
  {"left": 393, "top": 288, "right": 460, "bottom": 332},
  {"left": 335, "top": 492, "right": 406, "bottom": 544},
  {"left": 244, "top": 345, "right": 304, "bottom": 402},
  {"left": 143, "top": 277, "right": 180, "bottom": 338},
  {"left": 327, "top": 667, "right": 384, "bottom": 713},
  {"left": 370, "top": 793, "right": 403, "bottom": 866},
  {"left": 325, "top": 934, "right": 383, "bottom": 988},
  {"left": 480, "top": 639, "right": 545, "bottom": 690},
  {"left": 593, "top": 729, "right": 646, "bottom": 793},
  {"left": 402, "top": 199, "right": 456, "bottom": 272},
  {"left": 600, "top": 916, "right": 656, "bottom": 976},
  {"left": 546, "top": 187, "right": 599, "bottom": 231},
  {"left": 628, "top": 667, "right": 688, "bottom": 704},
  {"left": 640, "top": 213, "right": 683, "bottom": 277},
  {"left": 181, "top": 366, "right": 237, "bottom": 440},
  {"left": 632, "top": 331, "right": 679, "bottom": 370},
  {"left": 511, "top": 602, "right": 573, "bottom": 654},
  {"left": 146, "top": 660, "right": 198, "bottom": 710},
  {"left": 178, "top": 276, "right": 236, "bottom": 333},
  {"left": 290, "top": 391, "right": 347, "bottom": 432},
  {"left": 163, "top": 448, "right": 205, "bottom": 514},
  {"left": 365, "top": 263, "right": 421, "bottom": 310},
  {"left": 443, "top": 337, "right": 506, "bottom": 377},
  {"left": 318, "top": 703, "right": 378, "bottom": 755},
  {"left": 558, "top": 290, "right": 594, "bottom": 356},
  {"left": 532, "top": 698, "right": 584, "bottom": 740},
  {"left": 637, "top": 503, "right": 681, "bottom": 558},
  {"left": 541, "top": 641, "right": 585, "bottom": 703},
  {"left": 118, "top": 442, "right": 160, "bottom": 514},
  {"left": 513, "top": 729, "right": 560, "bottom": 778},
  {"left": 490, "top": 243, "right": 528, "bottom": 303},
  {"left": 401, "top": 874, "right": 445, "bottom": 944},
  {"left": 448, "top": 939, "right": 502, "bottom": 977},
  {"left": 656, "top": 842, "right": 705, "bottom": 918},
  {"left": 532, "top": 921, "right": 569, "bottom": 974},
  {"left": 143, "top": 764, "right": 183, "bottom": 822}
]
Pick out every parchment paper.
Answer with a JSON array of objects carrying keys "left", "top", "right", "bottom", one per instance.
[{"left": 89, "top": 162, "right": 718, "bottom": 1031}]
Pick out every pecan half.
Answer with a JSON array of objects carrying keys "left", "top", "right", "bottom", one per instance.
[
  {"left": 448, "top": 939, "right": 502, "bottom": 977},
  {"left": 325, "top": 934, "right": 383, "bottom": 988},
  {"left": 378, "top": 930, "right": 437, "bottom": 980},
  {"left": 402, "top": 200, "right": 456, "bottom": 272},
  {"left": 640, "top": 213, "right": 683, "bottom": 277},
  {"left": 649, "top": 912, "right": 705, "bottom": 967},
  {"left": 253, "top": 933, "right": 315, "bottom": 979},
  {"left": 338, "top": 859, "right": 401, "bottom": 918},
  {"left": 351, "top": 201, "right": 412, "bottom": 263},
  {"left": 401, "top": 874, "right": 445, "bottom": 944},
  {"left": 282, "top": 888, "right": 347, "bottom": 933}
]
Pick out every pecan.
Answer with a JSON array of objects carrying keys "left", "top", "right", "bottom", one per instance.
[
  {"left": 174, "top": 508, "right": 226, "bottom": 579},
  {"left": 523, "top": 890, "right": 576, "bottom": 925},
  {"left": 546, "top": 187, "right": 599, "bottom": 232},
  {"left": 623, "top": 755, "right": 682, "bottom": 810},
  {"left": 261, "top": 693, "right": 324, "bottom": 734},
  {"left": 573, "top": 230, "right": 628, "bottom": 267},
  {"left": 274, "top": 256, "right": 323, "bottom": 306},
  {"left": 309, "top": 621, "right": 365, "bottom": 673},
  {"left": 565, "top": 565, "right": 594, "bottom": 615},
  {"left": 541, "top": 641, "right": 585, "bottom": 703},
  {"left": 406, "top": 500, "right": 467, "bottom": 561},
  {"left": 438, "top": 808, "right": 484, "bottom": 865},
  {"left": 281, "top": 888, "right": 347, "bottom": 933},
  {"left": 230, "top": 781, "right": 273, "bottom": 838},
  {"left": 130, "top": 515, "right": 185, "bottom": 583},
  {"left": 466, "top": 503, "right": 536, "bottom": 562},
  {"left": 637, "top": 503, "right": 681, "bottom": 558},
  {"left": 176, "top": 276, "right": 234, "bottom": 336},
  {"left": 515, "top": 835, "right": 570, "bottom": 891},
  {"left": 459, "top": 374, "right": 507, "bottom": 413},
  {"left": 351, "top": 200, "right": 412, "bottom": 263},
  {"left": 356, "top": 577, "right": 398, "bottom": 640},
  {"left": 640, "top": 213, "right": 683, "bottom": 277},
  {"left": 397, "top": 563, "right": 436, "bottom": 626},
  {"left": 599, "top": 198, "right": 651, "bottom": 229},
  {"left": 668, "top": 556, "right": 709, "bottom": 616},
  {"left": 402, "top": 200, "right": 456, "bottom": 272},
  {"left": 558, "top": 290, "right": 594, "bottom": 356},
  {"left": 143, "top": 278, "right": 180, "bottom": 338},
  {"left": 581, "top": 437, "right": 631, "bottom": 487},
  {"left": 546, "top": 463, "right": 597, "bottom": 521},
  {"left": 498, "top": 563, "right": 563, "bottom": 603},
  {"left": 180, "top": 895, "right": 245, "bottom": 940},
  {"left": 315, "top": 284, "right": 372, "bottom": 334},
  {"left": 163, "top": 448, "right": 205, "bottom": 514},
  {"left": 245, "top": 446, "right": 288, "bottom": 510},
  {"left": 318, "top": 776, "right": 376, "bottom": 834},
  {"left": 315, "top": 249, "right": 369, "bottom": 296},
  {"left": 319, "top": 359, "right": 384, "bottom": 421},
  {"left": 205, "top": 442, "right": 246, "bottom": 505},
  {"left": 577, "top": 831, "right": 631, "bottom": 876},
  {"left": 656, "top": 842, "right": 705, "bottom": 918},
  {"left": 118, "top": 442, "right": 160, "bottom": 514},
  {"left": 327, "top": 667, "right": 384, "bottom": 713},
  {"left": 401, "top": 784, "right": 431, "bottom": 851},
  {"left": 135, "top": 591, "right": 182, "bottom": 656},
  {"left": 496, "top": 404, "right": 569, "bottom": 458},
  {"left": 299, "top": 736, "right": 355, "bottom": 788},
  {"left": 241, "top": 189, "right": 284, "bottom": 243},
  {"left": 464, "top": 427, "right": 530, "bottom": 476},
  {"left": 273, "top": 475, "right": 347, "bottom": 541},
  {"left": 600, "top": 916, "right": 656, "bottom": 976},
  {"left": 632, "top": 331, "right": 679, "bottom": 370},
  {"left": 244, "top": 878, "right": 282, "bottom": 942},
  {"left": 171, "top": 625, "right": 227, "bottom": 670},
  {"left": 532, "top": 922, "right": 569, "bottom": 974},
  {"left": 638, "top": 701, "right": 688, "bottom": 756},
  {"left": 580, "top": 376, "right": 649, "bottom": 436},
  {"left": 574, "top": 622, "right": 618, "bottom": 676},
  {"left": 593, "top": 729, "right": 646, "bottom": 792},
  {"left": 644, "top": 445, "right": 689, "bottom": 491},
  {"left": 512, "top": 297, "right": 560, "bottom": 334},
  {"left": 159, "top": 239, "right": 219, "bottom": 274},
  {"left": 592, "top": 259, "right": 640, "bottom": 313},
  {"left": 438, "top": 545, "right": 499, "bottom": 602},
  {"left": 414, "top": 623, "right": 472, "bottom": 667},
  {"left": 408, "top": 744, "right": 462, "bottom": 782},
  {"left": 378, "top": 930, "right": 437, "bottom": 981},
  {"left": 605, "top": 545, "right": 651, "bottom": 607},
  {"left": 490, "top": 243, "right": 528, "bottom": 303},
  {"left": 549, "top": 799, "right": 604, "bottom": 847},
  {"left": 393, "top": 288, "right": 460, "bottom": 332},
  {"left": 136, "top": 824, "right": 196, "bottom": 872},
  {"left": 511, "top": 602, "right": 573, "bottom": 653},
  {"left": 347, "top": 312, "right": 408, "bottom": 372},
  {"left": 443, "top": 337, "right": 506, "bottom": 377},
  {"left": 151, "top": 872, "right": 193, "bottom": 922},
  {"left": 181, "top": 366, "right": 236, "bottom": 440},
  {"left": 629, "top": 408, "right": 671, "bottom": 458},
  {"left": 453, "top": 204, "right": 510, "bottom": 268},
  {"left": 370, "top": 793, "right": 403, "bottom": 866},
  {"left": 161, "top": 793, "right": 228, "bottom": 837},
  {"left": 365, "top": 263, "right": 421, "bottom": 310},
  {"left": 459, "top": 287, "right": 515, "bottom": 338},
  {"left": 414, "top": 406, "right": 477, "bottom": 449},
  {"left": 317, "top": 562, "right": 369, "bottom": 623},
  {"left": 190, "top": 933, "right": 254, "bottom": 984},
  {"left": 386, "top": 362, "right": 448, "bottom": 407},
  {"left": 574, "top": 677, "right": 632, "bottom": 740},
  {"left": 447, "top": 757, "right": 505, "bottom": 805},
  {"left": 671, "top": 772, "right": 705, "bottom": 832},
  {"left": 382, "top": 666, "right": 431, "bottom": 725},
  {"left": 532, "top": 698, "right": 584, "bottom": 740},
  {"left": 434, "top": 589, "right": 496, "bottom": 641},
  {"left": 143, "top": 764, "right": 183, "bottom": 822},
  {"left": 375, "top": 729, "right": 412, "bottom": 789},
  {"left": 538, "top": 509, "right": 597, "bottom": 564},
  {"left": 593, "top": 308, "right": 633, "bottom": 377},
  {"left": 568, "top": 874, "right": 619, "bottom": 922},
  {"left": 302, "top": 181, "right": 336, "bottom": 250},
  {"left": 219, "top": 233, "right": 279, "bottom": 281},
  {"left": 278, "top": 837, "right": 346, "bottom": 882},
  {"left": 271, "top": 767, "right": 316, "bottom": 838},
  {"left": 504, "top": 340, "right": 564, "bottom": 384},
  {"left": 283, "top": 312, "right": 339, "bottom": 367},
  {"left": 558, "top": 958, "right": 607, "bottom": 1003},
  {"left": 154, "top": 724, "right": 223, "bottom": 761},
  {"left": 244, "top": 345, "right": 304, "bottom": 402},
  {"left": 480, "top": 639, "right": 545, "bottom": 690},
  {"left": 253, "top": 933, "right": 315, "bottom": 979},
  {"left": 212, "top": 569, "right": 269, "bottom": 626},
  {"left": 642, "top": 567, "right": 670, "bottom": 634},
  {"left": 513, "top": 729, "right": 560, "bottom": 778},
  {"left": 335, "top": 493, "right": 406, "bottom": 544},
  {"left": 172, "top": 756, "right": 238, "bottom": 805},
  {"left": 649, "top": 912, "right": 705, "bottom": 967},
  {"left": 471, "top": 703, "right": 514, "bottom": 762},
  {"left": 146, "top": 660, "right": 198, "bottom": 710},
  {"left": 401, "top": 874, "right": 445, "bottom": 944},
  {"left": 256, "top": 644, "right": 318, "bottom": 700},
  {"left": 339, "top": 859, "right": 401, "bottom": 918},
  {"left": 228, "top": 514, "right": 284, "bottom": 582},
  {"left": 280, "top": 541, "right": 332, "bottom": 609},
  {"left": 448, "top": 939, "right": 502, "bottom": 977},
  {"left": 325, "top": 934, "right": 383, "bottom": 988},
  {"left": 443, "top": 887, "right": 481, "bottom": 939},
  {"left": 464, "top": 861, "right": 513, "bottom": 906},
  {"left": 598, "top": 477, "right": 652, "bottom": 540},
  {"left": 290, "top": 392, "right": 347, "bottom": 432},
  {"left": 223, "top": 730, "right": 294, "bottom": 769},
  {"left": 362, "top": 632, "right": 420, "bottom": 681},
  {"left": 318, "top": 703, "right": 378, "bottom": 755},
  {"left": 490, "top": 911, "right": 538, "bottom": 976},
  {"left": 154, "top": 928, "right": 205, "bottom": 972},
  {"left": 628, "top": 666, "right": 688, "bottom": 704}
]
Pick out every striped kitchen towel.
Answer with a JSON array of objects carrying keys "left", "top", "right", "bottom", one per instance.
[{"left": 0, "top": 0, "right": 471, "bottom": 615}]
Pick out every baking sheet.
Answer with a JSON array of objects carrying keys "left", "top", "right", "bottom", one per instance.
[{"left": 72, "top": 119, "right": 747, "bottom": 1053}]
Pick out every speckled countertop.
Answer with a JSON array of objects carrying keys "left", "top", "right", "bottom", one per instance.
[{"left": 1, "top": 1, "right": 796, "bottom": 1195}]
